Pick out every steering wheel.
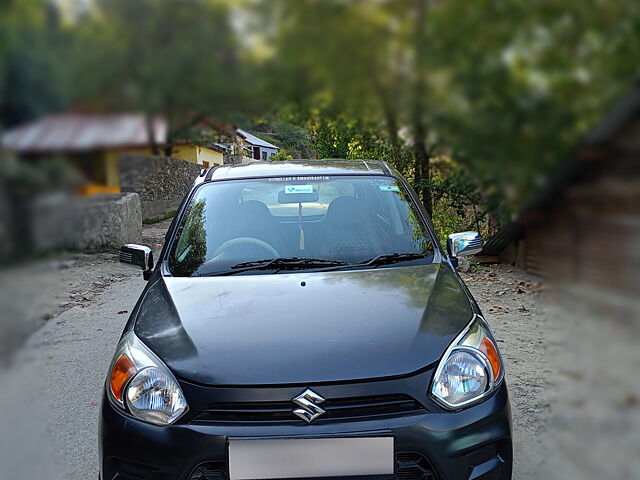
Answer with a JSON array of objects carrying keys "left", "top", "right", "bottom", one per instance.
[{"left": 212, "top": 237, "right": 279, "bottom": 259}]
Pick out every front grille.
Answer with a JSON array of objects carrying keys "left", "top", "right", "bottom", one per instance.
[
  {"left": 192, "top": 394, "right": 425, "bottom": 425},
  {"left": 187, "top": 453, "right": 436, "bottom": 480},
  {"left": 396, "top": 452, "right": 438, "bottom": 480}
]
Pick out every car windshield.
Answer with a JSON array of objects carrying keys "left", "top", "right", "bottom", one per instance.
[{"left": 169, "top": 175, "right": 434, "bottom": 276}]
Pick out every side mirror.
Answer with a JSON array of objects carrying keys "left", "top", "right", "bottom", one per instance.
[
  {"left": 447, "top": 231, "right": 483, "bottom": 259},
  {"left": 120, "top": 244, "right": 154, "bottom": 280}
]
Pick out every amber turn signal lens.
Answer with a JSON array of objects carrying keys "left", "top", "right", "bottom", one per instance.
[
  {"left": 110, "top": 354, "right": 137, "bottom": 402},
  {"left": 480, "top": 337, "right": 501, "bottom": 380}
]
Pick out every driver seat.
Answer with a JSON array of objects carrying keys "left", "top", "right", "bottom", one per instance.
[{"left": 222, "top": 200, "right": 282, "bottom": 252}]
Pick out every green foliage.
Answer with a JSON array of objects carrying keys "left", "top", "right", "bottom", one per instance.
[
  {"left": 0, "top": 0, "right": 68, "bottom": 127},
  {"left": 415, "top": 158, "right": 485, "bottom": 244},
  {"left": 3, "top": 0, "right": 639, "bottom": 239},
  {"left": 249, "top": 119, "right": 314, "bottom": 158},
  {"left": 169, "top": 200, "right": 207, "bottom": 277},
  {"left": 270, "top": 150, "right": 293, "bottom": 162},
  {"left": 424, "top": 0, "right": 640, "bottom": 219},
  {"left": 255, "top": 0, "right": 640, "bottom": 224},
  {"left": 142, "top": 210, "right": 176, "bottom": 225},
  {"left": 307, "top": 115, "right": 411, "bottom": 170},
  {"left": 70, "top": 0, "right": 254, "bottom": 138}
]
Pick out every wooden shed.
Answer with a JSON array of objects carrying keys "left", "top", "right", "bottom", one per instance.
[{"left": 482, "top": 84, "right": 640, "bottom": 299}]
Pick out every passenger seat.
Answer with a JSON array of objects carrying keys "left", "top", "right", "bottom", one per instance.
[{"left": 316, "top": 196, "right": 381, "bottom": 261}]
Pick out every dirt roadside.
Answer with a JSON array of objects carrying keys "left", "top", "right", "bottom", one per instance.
[
  {"left": 462, "top": 264, "right": 640, "bottom": 479},
  {"left": 462, "top": 266, "right": 552, "bottom": 478}
]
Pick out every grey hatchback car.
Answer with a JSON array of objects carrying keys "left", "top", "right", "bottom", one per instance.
[{"left": 101, "top": 160, "right": 512, "bottom": 480}]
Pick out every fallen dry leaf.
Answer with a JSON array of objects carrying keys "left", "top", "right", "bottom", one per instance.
[
  {"left": 560, "top": 369, "right": 584, "bottom": 381},
  {"left": 615, "top": 393, "right": 638, "bottom": 408}
]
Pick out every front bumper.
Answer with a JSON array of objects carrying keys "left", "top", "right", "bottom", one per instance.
[{"left": 100, "top": 378, "right": 512, "bottom": 480}]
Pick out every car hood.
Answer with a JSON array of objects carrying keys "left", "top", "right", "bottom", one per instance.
[{"left": 134, "top": 263, "right": 474, "bottom": 385}]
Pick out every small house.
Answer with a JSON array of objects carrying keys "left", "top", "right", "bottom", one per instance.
[
  {"left": 170, "top": 142, "right": 228, "bottom": 168},
  {"left": 237, "top": 128, "right": 280, "bottom": 161},
  {"left": 1, "top": 113, "right": 168, "bottom": 191}
]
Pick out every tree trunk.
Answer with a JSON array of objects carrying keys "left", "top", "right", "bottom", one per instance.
[
  {"left": 411, "top": 0, "right": 432, "bottom": 216},
  {"left": 413, "top": 131, "right": 432, "bottom": 216},
  {"left": 373, "top": 79, "right": 403, "bottom": 165},
  {"left": 163, "top": 140, "right": 172, "bottom": 157},
  {"left": 382, "top": 99, "right": 402, "bottom": 161},
  {"left": 145, "top": 114, "right": 160, "bottom": 156}
]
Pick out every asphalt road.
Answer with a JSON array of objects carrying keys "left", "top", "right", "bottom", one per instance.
[{"left": 0, "top": 271, "right": 145, "bottom": 479}]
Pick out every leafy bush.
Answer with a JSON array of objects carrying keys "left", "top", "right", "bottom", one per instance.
[
  {"left": 414, "top": 157, "right": 486, "bottom": 246},
  {"left": 270, "top": 150, "right": 294, "bottom": 162}
]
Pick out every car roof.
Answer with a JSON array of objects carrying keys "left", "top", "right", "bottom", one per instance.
[{"left": 203, "top": 159, "right": 393, "bottom": 182}]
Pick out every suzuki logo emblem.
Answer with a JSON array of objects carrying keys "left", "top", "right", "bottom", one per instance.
[{"left": 292, "top": 388, "right": 326, "bottom": 423}]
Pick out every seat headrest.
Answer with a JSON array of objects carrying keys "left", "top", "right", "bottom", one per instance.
[
  {"left": 325, "top": 196, "right": 366, "bottom": 227},
  {"left": 231, "top": 200, "right": 273, "bottom": 226}
]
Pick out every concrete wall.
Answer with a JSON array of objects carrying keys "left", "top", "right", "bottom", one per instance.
[
  {"left": 31, "top": 192, "right": 142, "bottom": 251},
  {"left": 119, "top": 154, "right": 201, "bottom": 219},
  {"left": 169, "top": 145, "right": 224, "bottom": 166},
  {"left": 196, "top": 147, "right": 223, "bottom": 166},
  {"left": 261, "top": 146, "right": 278, "bottom": 160},
  {"left": 171, "top": 145, "right": 198, "bottom": 164}
]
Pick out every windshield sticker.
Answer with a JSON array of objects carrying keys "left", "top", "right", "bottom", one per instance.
[
  {"left": 379, "top": 185, "right": 400, "bottom": 192},
  {"left": 269, "top": 176, "right": 330, "bottom": 182},
  {"left": 285, "top": 185, "right": 314, "bottom": 194}
]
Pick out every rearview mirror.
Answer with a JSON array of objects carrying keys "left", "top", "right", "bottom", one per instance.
[
  {"left": 447, "top": 232, "right": 483, "bottom": 258},
  {"left": 120, "top": 244, "right": 154, "bottom": 280},
  {"left": 277, "top": 190, "right": 319, "bottom": 204}
]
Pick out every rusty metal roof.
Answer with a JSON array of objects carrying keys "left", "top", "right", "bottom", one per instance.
[{"left": 1, "top": 113, "right": 168, "bottom": 153}]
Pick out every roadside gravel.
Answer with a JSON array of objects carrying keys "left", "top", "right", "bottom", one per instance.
[{"left": 462, "top": 266, "right": 552, "bottom": 478}]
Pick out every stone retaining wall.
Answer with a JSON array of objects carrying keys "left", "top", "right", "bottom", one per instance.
[
  {"left": 223, "top": 154, "right": 258, "bottom": 165},
  {"left": 31, "top": 192, "right": 142, "bottom": 251},
  {"left": 119, "top": 154, "right": 201, "bottom": 219}
]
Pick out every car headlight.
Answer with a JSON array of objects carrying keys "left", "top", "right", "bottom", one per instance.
[
  {"left": 106, "top": 331, "right": 188, "bottom": 425},
  {"left": 431, "top": 314, "right": 504, "bottom": 409}
]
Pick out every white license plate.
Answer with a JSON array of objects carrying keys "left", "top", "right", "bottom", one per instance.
[{"left": 228, "top": 437, "right": 394, "bottom": 480}]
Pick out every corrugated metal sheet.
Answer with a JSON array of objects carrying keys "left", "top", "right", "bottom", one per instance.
[
  {"left": 479, "top": 223, "right": 522, "bottom": 256},
  {"left": 524, "top": 213, "right": 575, "bottom": 279},
  {"left": 1, "top": 113, "right": 167, "bottom": 153},
  {"left": 522, "top": 212, "right": 640, "bottom": 296},
  {"left": 236, "top": 128, "right": 279, "bottom": 150}
]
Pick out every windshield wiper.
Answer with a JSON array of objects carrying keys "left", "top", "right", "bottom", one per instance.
[
  {"left": 355, "top": 252, "right": 429, "bottom": 268},
  {"left": 212, "top": 257, "right": 349, "bottom": 276},
  {"left": 199, "top": 253, "right": 427, "bottom": 277}
]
